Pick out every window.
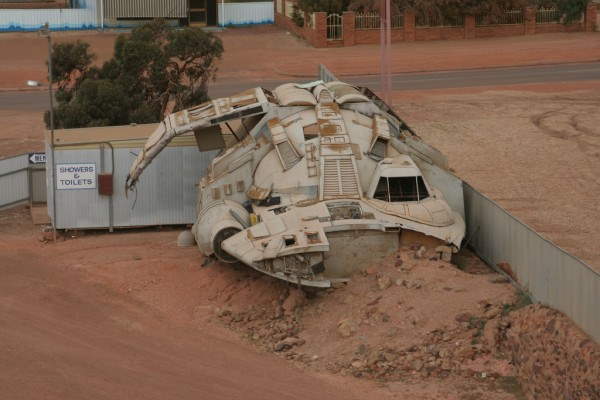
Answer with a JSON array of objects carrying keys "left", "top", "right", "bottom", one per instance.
[
  {"left": 369, "top": 138, "right": 387, "bottom": 160},
  {"left": 373, "top": 176, "right": 429, "bottom": 202}
]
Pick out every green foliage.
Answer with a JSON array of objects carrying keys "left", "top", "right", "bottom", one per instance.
[
  {"left": 501, "top": 290, "right": 533, "bottom": 316},
  {"left": 292, "top": 5, "right": 306, "bottom": 27},
  {"left": 47, "top": 19, "right": 223, "bottom": 129},
  {"left": 49, "top": 40, "right": 94, "bottom": 91},
  {"left": 348, "top": 0, "right": 529, "bottom": 17},
  {"left": 297, "top": 0, "right": 351, "bottom": 14},
  {"left": 537, "top": 0, "right": 589, "bottom": 23}
]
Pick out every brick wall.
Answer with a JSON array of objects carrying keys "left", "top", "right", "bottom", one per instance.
[
  {"left": 274, "top": 4, "right": 598, "bottom": 47},
  {"left": 474, "top": 24, "right": 526, "bottom": 39},
  {"left": 415, "top": 26, "right": 464, "bottom": 41}
]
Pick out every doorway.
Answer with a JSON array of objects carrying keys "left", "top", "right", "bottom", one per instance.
[{"left": 189, "top": 0, "right": 217, "bottom": 26}]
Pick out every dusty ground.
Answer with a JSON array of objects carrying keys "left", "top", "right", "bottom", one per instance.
[
  {"left": 0, "top": 26, "right": 599, "bottom": 89},
  {"left": 0, "top": 207, "right": 386, "bottom": 400},
  {"left": 0, "top": 206, "right": 527, "bottom": 399},
  {"left": 392, "top": 86, "right": 600, "bottom": 270}
]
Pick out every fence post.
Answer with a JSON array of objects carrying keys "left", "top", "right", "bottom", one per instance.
[
  {"left": 585, "top": 3, "right": 597, "bottom": 32},
  {"left": 464, "top": 14, "right": 476, "bottom": 39},
  {"left": 314, "top": 12, "right": 328, "bottom": 48},
  {"left": 343, "top": 11, "right": 355, "bottom": 46},
  {"left": 404, "top": 9, "right": 416, "bottom": 41},
  {"left": 524, "top": 6, "right": 536, "bottom": 35}
]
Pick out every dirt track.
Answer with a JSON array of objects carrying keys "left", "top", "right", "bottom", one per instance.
[
  {"left": 1, "top": 206, "right": 530, "bottom": 399},
  {"left": 394, "top": 88, "right": 600, "bottom": 270},
  {"left": 0, "top": 209, "right": 386, "bottom": 400}
]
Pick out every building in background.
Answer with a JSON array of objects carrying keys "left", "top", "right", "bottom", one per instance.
[{"left": 0, "top": 0, "right": 274, "bottom": 31}]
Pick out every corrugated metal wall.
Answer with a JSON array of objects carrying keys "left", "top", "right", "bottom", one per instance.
[
  {"left": 219, "top": 2, "right": 273, "bottom": 26},
  {"left": 0, "top": 154, "right": 29, "bottom": 208},
  {"left": 463, "top": 183, "right": 600, "bottom": 342},
  {"left": 0, "top": 0, "right": 98, "bottom": 31},
  {"left": 49, "top": 144, "right": 217, "bottom": 229},
  {"left": 104, "top": 0, "right": 187, "bottom": 18}
]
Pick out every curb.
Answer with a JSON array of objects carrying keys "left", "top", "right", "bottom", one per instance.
[{"left": 272, "top": 59, "right": 600, "bottom": 79}]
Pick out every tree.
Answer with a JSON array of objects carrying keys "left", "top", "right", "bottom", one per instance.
[
  {"left": 46, "top": 19, "right": 224, "bottom": 129},
  {"left": 537, "top": 0, "right": 590, "bottom": 23},
  {"left": 347, "top": 0, "right": 528, "bottom": 17},
  {"left": 297, "top": 0, "right": 351, "bottom": 14}
]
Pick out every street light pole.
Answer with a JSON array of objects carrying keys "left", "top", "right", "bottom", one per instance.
[{"left": 40, "top": 22, "right": 57, "bottom": 241}]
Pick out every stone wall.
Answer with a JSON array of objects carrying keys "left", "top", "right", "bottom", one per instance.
[{"left": 502, "top": 305, "right": 599, "bottom": 400}]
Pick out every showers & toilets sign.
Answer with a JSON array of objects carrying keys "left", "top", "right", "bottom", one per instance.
[{"left": 56, "top": 163, "right": 97, "bottom": 190}]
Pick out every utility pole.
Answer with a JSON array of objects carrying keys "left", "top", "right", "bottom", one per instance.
[
  {"left": 40, "top": 22, "right": 57, "bottom": 241},
  {"left": 379, "top": 0, "right": 391, "bottom": 104}
]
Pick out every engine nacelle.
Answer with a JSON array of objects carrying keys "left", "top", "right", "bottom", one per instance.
[{"left": 193, "top": 200, "right": 250, "bottom": 263}]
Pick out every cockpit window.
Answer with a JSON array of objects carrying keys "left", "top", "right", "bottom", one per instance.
[{"left": 373, "top": 176, "right": 429, "bottom": 202}]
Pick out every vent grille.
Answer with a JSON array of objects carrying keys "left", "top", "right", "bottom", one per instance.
[
  {"left": 321, "top": 157, "right": 360, "bottom": 199},
  {"left": 276, "top": 141, "right": 301, "bottom": 170}
]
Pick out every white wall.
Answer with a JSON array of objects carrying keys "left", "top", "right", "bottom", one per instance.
[
  {"left": 0, "top": 0, "right": 98, "bottom": 32},
  {"left": 218, "top": 2, "right": 274, "bottom": 26}
]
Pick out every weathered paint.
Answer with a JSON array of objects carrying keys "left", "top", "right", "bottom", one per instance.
[
  {"left": 218, "top": 2, "right": 274, "bottom": 26},
  {"left": 0, "top": 0, "right": 98, "bottom": 32}
]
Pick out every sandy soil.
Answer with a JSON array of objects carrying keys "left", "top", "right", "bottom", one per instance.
[
  {"left": 0, "top": 109, "right": 45, "bottom": 157},
  {"left": 0, "top": 207, "right": 389, "bottom": 400},
  {"left": 392, "top": 87, "right": 600, "bottom": 270},
  {"left": 0, "top": 206, "right": 525, "bottom": 399},
  {"left": 1, "top": 26, "right": 599, "bottom": 89}
]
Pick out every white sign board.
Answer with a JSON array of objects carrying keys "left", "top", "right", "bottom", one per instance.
[
  {"left": 56, "top": 163, "right": 97, "bottom": 190},
  {"left": 29, "top": 152, "right": 46, "bottom": 164}
]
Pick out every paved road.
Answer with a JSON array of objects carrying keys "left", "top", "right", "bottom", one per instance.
[{"left": 2, "top": 62, "right": 599, "bottom": 111}]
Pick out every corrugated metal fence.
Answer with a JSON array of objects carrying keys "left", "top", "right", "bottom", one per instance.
[
  {"left": 0, "top": 0, "right": 98, "bottom": 31},
  {"left": 317, "top": 64, "right": 600, "bottom": 343},
  {"left": 104, "top": 0, "right": 187, "bottom": 18},
  {"left": 219, "top": 2, "right": 274, "bottom": 26},
  {"left": 0, "top": 154, "right": 46, "bottom": 209},
  {"left": 463, "top": 183, "right": 600, "bottom": 342}
]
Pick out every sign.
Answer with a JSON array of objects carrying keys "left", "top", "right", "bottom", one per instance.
[
  {"left": 56, "top": 163, "right": 97, "bottom": 190},
  {"left": 29, "top": 152, "right": 46, "bottom": 164}
]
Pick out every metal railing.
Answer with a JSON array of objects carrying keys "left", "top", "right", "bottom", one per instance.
[
  {"left": 416, "top": 13, "right": 464, "bottom": 27},
  {"left": 355, "top": 12, "right": 404, "bottom": 30},
  {"left": 476, "top": 9, "right": 524, "bottom": 26},
  {"left": 326, "top": 13, "right": 342, "bottom": 40},
  {"left": 536, "top": 7, "right": 561, "bottom": 24}
]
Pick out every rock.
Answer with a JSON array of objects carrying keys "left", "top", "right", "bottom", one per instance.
[
  {"left": 365, "top": 266, "right": 378, "bottom": 275},
  {"left": 282, "top": 289, "right": 306, "bottom": 315},
  {"left": 489, "top": 275, "right": 510, "bottom": 284},
  {"left": 455, "top": 312, "right": 472, "bottom": 323},
  {"left": 411, "top": 360, "right": 424, "bottom": 371},
  {"left": 414, "top": 245, "right": 427, "bottom": 259},
  {"left": 337, "top": 319, "right": 357, "bottom": 338},
  {"left": 435, "top": 245, "right": 453, "bottom": 262},
  {"left": 356, "top": 343, "right": 369, "bottom": 355},
  {"left": 395, "top": 259, "right": 403, "bottom": 267},
  {"left": 176, "top": 230, "right": 196, "bottom": 247},
  {"left": 273, "top": 336, "right": 305, "bottom": 352},
  {"left": 351, "top": 360, "right": 365, "bottom": 369},
  {"left": 483, "top": 318, "right": 500, "bottom": 350},
  {"left": 484, "top": 307, "right": 501, "bottom": 320},
  {"left": 377, "top": 276, "right": 392, "bottom": 290}
]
